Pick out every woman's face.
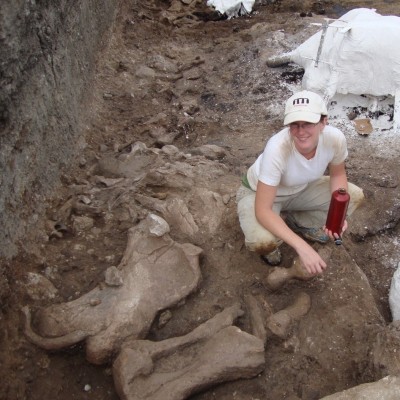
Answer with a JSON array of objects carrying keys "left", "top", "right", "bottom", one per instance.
[{"left": 289, "top": 119, "right": 326, "bottom": 158}]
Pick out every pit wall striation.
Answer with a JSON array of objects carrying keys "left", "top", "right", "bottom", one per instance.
[{"left": 0, "top": 0, "right": 118, "bottom": 262}]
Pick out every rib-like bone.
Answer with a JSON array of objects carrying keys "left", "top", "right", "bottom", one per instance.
[{"left": 22, "top": 306, "right": 88, "bottom": 350}]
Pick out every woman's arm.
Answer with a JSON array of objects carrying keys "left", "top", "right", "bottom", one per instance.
[
  {"left": 328, "top": 162, "right": 348, "bottom": 193},
  {"left": 255, "top": 181, "right": 327, "bottom": 274}
]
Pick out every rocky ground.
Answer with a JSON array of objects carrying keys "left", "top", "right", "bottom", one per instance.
[{"left": 2, "top": 1, "right": 400, "bottom": 399}]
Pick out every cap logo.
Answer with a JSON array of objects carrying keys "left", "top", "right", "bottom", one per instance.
[{"left": 293, "top": 97, "right": 309, "bottom": 105}]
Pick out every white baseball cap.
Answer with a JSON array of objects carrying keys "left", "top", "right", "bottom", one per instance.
[{"left": 284, "top": 90, "right": 328, "bottom": 125}]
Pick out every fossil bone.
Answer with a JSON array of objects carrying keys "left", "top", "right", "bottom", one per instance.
[
  {"left": 113, "top": 304, "right": 265, "bottom": 400},
  {"left": 266, "top": 292, "right": 311, "bottom": 339},
  {"left": 22, "top": 215, "right": 202, "bottom": 365}
]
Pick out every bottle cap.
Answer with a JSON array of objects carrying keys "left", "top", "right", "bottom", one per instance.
[{"left": 334, "top": 237, "right": 342, "bottom": 245}]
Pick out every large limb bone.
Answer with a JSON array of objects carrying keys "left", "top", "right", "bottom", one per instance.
[
  {"left": 113, "top": 304, "right": 265, "bottom": 400},
  {"left": 266, "top": 292, "right": 311, "bottom": 339},
  {"left": 23, "top": 216, "right": 202, "bottom": 365},
  {"left": 266, "top": 258, "right": 313, "bottom": 290},
  {"left": 266, "top": 247, "right": 332, "bottom": 290}
]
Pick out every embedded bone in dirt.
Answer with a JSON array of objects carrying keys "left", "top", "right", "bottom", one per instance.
[
  {"left": 318, "top": 375, "right": 400, "bottom": 400},
  {"left": 134, "top": 193, "right": 199, "bottom": 236},
  {"left": 266, "top": 247, "right": 332, "bottom": 290},
  {"left": 243, "top": 294, "right": 273, "bottom": 345},
  {"left": 22, "top": 215, "right": 203, "bottom": 365},
  {"left": 266, "top": 257, "right": 313, "bottom": 290},
  {"left": 266, "top": 292, "right": 311, "bottom": 339},
  {"left": 113, "top": 304, "right": 265, "bottom": 400}
]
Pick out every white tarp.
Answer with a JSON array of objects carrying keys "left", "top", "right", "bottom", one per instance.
[
  {"left": 389, "top": 262, "right": 400, "bottom": 321},
  {"left": 290, "top": 8, "right": 400, "bottom": 98},
  {"left": 207, "top": 0, "right": 255, "bottom": 19},
  {"left": 282, "top": 8, "right": 400, "bottom": 130}
]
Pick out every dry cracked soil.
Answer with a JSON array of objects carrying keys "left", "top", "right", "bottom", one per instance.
[{"left": 2, "top": 1, "right": 400, "bottom": 399}]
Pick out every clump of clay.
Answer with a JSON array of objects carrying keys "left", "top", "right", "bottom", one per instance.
[{"left": 266, "top": 292, "right": 311, "bottom": 338}]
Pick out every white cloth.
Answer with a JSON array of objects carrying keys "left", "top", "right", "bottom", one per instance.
[
  {"left": 246, "top": 125, "right": 348, "bottom": 196},
  {"left": 288, "top": 8, "right": 400, "bottom": 99},
  {"left": 389, "top": 262, "right": 400, "bottom": 321},
  {"left": 207, "top": 0, "right": 255, "bottom": 18}
]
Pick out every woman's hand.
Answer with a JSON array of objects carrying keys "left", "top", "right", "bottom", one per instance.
[
  {"left": 324, "top": 219, "right": 348, "bottom": 241},
  {"left": 296, "top": 243, "right": 327, "bottom": 275}
]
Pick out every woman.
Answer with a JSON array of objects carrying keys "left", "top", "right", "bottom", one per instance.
[{"left": 237, "top": 90, "right": 364, "bottom": 274}]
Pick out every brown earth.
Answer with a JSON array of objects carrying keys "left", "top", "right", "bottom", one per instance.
[{"left": 2, "top": 1, "right": 400, "bottom": 399}]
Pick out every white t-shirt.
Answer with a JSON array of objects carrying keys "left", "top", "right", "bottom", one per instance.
[{"left": 247, "top": 125, "right": 348, "bottom": 196}]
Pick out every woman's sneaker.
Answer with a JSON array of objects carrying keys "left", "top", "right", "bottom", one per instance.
[
  {"left": 285, "top": 214, "right": 329, "bottom": 244},
  {"left": 260, "top": 248, "right": 282, "bottom": 266}
]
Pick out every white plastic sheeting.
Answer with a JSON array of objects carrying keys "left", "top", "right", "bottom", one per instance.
[
  {"left": 389, "top": 262, "right": 400, "bottom": 321},
  {"left": 283, "top": 8, "right": 400, "bottom": 130},
  {"left": 207, "top": 0, "right": 255, "bottom": 19}
]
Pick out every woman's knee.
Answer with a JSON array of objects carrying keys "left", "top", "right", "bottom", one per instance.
[
  {"left": 246, "top": 238, "right": 281, "bottom": 255},
  {"left": 348, "top": 183, "right": 364, "bottom": 214}
]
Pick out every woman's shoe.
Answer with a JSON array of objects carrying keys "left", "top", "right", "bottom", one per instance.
[
  {"left": 260, "top": 248, "right": 282, "bottom": 266},
  {"left": 285, "top": 214, "right": 329, "bottom": 244}
]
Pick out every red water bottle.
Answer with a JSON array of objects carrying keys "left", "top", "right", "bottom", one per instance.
[{"left": 325, "top": 188, "right": 350, "bottom": 245}]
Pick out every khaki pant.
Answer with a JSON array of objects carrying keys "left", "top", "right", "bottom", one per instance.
[{"left": 236, "top": 176, "right": 364, "bottom": 254}]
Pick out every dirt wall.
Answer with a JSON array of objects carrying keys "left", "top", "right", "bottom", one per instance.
[{"left": 0, "top": 0, "right": 118, "bottom": 263}]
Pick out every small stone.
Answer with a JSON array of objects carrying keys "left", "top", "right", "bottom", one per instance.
[
  {"left": 25, "top": 272, "right": 58, "bottom": 301},
  {"left": 104, "top": 266, "right": 123, "bottom": 287},
  {"left": 222, "top": 194, "right": 231, "bottom": 205},
  {"left": 147, "top": 214, "right": 170, "bottom": 237},
  {"left": 72, "top": 215, "right": 95, "bottom": 232},
  {"left": 84, "top": 384, "right": 91, "bottom": 392},
  {"left": 158, "top": 309, "right": 172, "bottom": 328},
  {"left": 90, "top": 299, "right": 102, "bottom": 306}
]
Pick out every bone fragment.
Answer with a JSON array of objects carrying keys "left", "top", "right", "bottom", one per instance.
[
  {"left": 266, "top": 292, "right": 311, "bottom": 338},
  {"left": 243, "top": 294, "right": 271, "bottom": 345},
  {"left": 266, "top": 53, "right": 291, "bottom": 68}
]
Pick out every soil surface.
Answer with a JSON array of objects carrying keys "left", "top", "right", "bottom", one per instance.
[{"left": 2, "top": 1, "right": 400, "bottom": 399}]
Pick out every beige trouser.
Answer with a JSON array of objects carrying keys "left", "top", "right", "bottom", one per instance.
[{"left": 236, "top": 176, "right": 364, "bottom": 254}]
